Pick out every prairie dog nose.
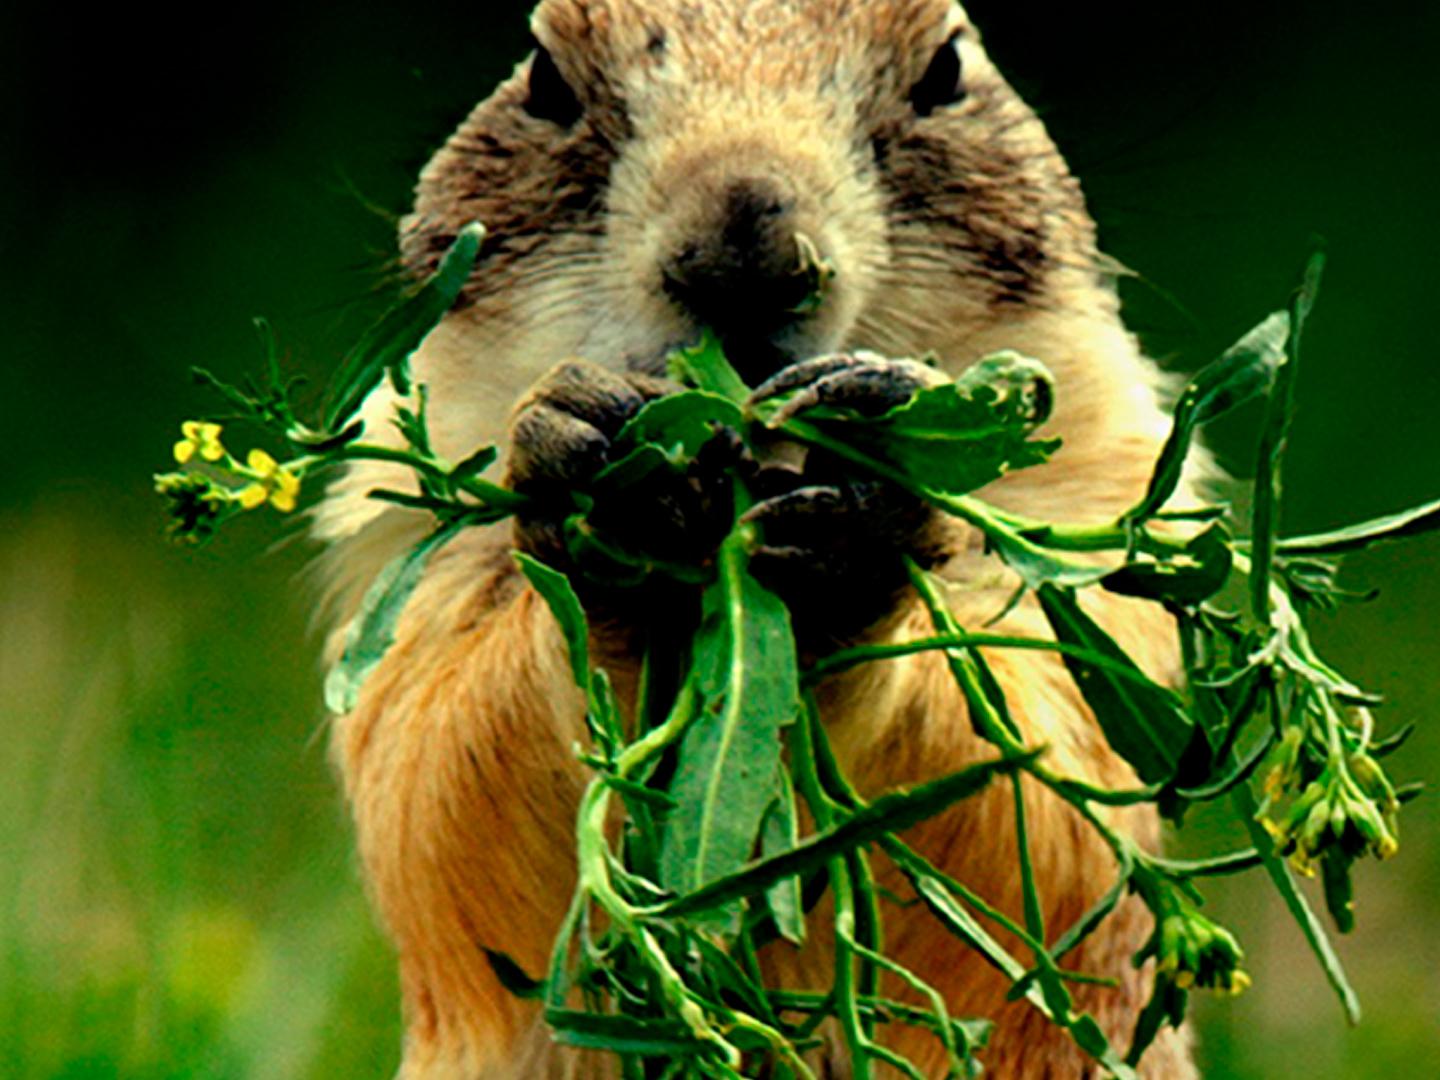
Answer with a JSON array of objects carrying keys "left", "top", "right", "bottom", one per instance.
[{"left": 660, "top": 176, "right": 818, "bottom": 343}]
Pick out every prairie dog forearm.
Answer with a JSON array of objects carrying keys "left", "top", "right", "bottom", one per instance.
[{"left": 334, "top": 533, "right": 590, "bottom": 1069}]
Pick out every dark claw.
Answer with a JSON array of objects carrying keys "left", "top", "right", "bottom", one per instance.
[
  {"left": 507, "top": 361, "right": 672, "bottom": 496},
  {"left": 743, "top": 484, "right": 847, "bottom": 518},
  {"left": 747, "top": 543, "right": 811, "bottom": 568},
  {"left": 508, "top": 402, "right": 609, "bottom": 490},
  {"left": 749, "top": 354, "right": 878, "bottom": 402},
  {"left": 526, "top": 361, "right": 649, "bottom": 437},
  {"left": 749, "top": 352, "right": 947, "bottom": 426},
  {"left": 748, "top": 461, "right": 806, "bottom": 501}
]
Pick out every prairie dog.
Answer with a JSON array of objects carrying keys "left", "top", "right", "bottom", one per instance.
[{"left": 317, "top": 1, "right": 1201, "bottom": 1076}]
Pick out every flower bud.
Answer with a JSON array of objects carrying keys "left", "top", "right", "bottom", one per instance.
[{"left": 1136, "top": 879, "right": 1249, "bottom": 995}]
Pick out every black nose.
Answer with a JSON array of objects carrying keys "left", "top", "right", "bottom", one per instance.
[{"left": 661, "top": 179, "right": 819, "bottom": 381}]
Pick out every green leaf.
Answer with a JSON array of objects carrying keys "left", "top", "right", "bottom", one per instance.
[
  {"left": 189, "top": 365, "right": 267, "bottom": 419},
  {"left": 324, "top": 524, "right": 462, "bottom": 714},
  {"left": 906, "top": 561, "right": 1018, "bottom": 747},
  {"left": 287, "top": 418, "right": 366, "bottom": 453},
  {"left": 1232, "top": 784, "right": 1361, "bottom": 1024},
  {"left": 805, "top": 632, "right": 1198, "bottom": 693},
  {"left": 394, "top": 387, "right": 434, "bottom": 459},
  {"left": 900, "top": 855, "right": 1135, "bottom": 1079},
  {"left": 1037, "top": 585, "right": 1195, "bottom": 784},
  {"left": 450, "top": 444, "right": 499, "bottom": 481},
  {"left": 366, "top": 489, "right": 514, "bottom": 526},
  {"left": 1276, "top": 495, "right": 1440, "bottom": 555},
  {"left": 1396, "top": 780, "right": 1425, "bottom": 804},
  {"left": 586, "top": 668, "right": 626, "bottom": 757},
  {"left": 611, "top": 390, "right": 745, "bottom": 463},
  {"left": 1370, "top": 722, "right": 1416, "bottom": 759},
  {"left": 514, "top": 552, "right": 591, "bottom": 690},
  {"left": 953, "top": 351, "right": 1056, "bottom": 420},
  {"left": 1320, "top": 849, "right": 1356, "bottom": 934},
  {"left": 914, "top": 871, "right": 1031, "bottom": 979},
  {"left": 668, "top": 330, "right": 751, "bottom": 403},
  {"left": 1251, "top": 253, "right": 1323, "bottom": 620},
  {"left": 484, "top": 949, "right": 546, "bottom": 1000},
  {"left": 562, "top": 512, "right": 710, "bottom": 588},
  {"left": 1125, "top": 979, "right": 1186, "bottom": 1068},
  {"left": 1173, "top": 725, "right": 1275, "bottom": 802},
  {"left": 1010, "top": 776, "right": 1069, "bottom": 1023},
  {"left": 592, "top": 390, "right": 743, "bottom": 493},
  {"left": 686, "top": 933, "right": 781, "bottom": 1026},
  {"left": 545, "top": 1010, "right": 710, "bottom": 1056},
  {"left": 777, "top": 351, "right": 1059, "bottom": 500},
  {"left": 659, "top": 527, "right": 800, "bottom": 920},
  {"left": 760, "top": 766, "right": 806, "bottom": 945},
  {"left": 321, "top": 221, "right": 485, "bottom": 433},
  {"left": 602, "top": 773, "right": 678, "bottom": 810},
  {"left": 1147, "top": 849, "right": 1264, "bottom": 877},
  {"left": 1069, "top": 1014, "right": 1137, "bottom": 1079},
  {"left": 1102, "top": 525, "right": 1233, "bottom": 608},
  {"left": 960, "top": 625, "right": 1024, "bottom": 742},
  {"left": 1048, "top": 858, "right": 1133, "bottom": 963},
  {"left": 1128, "top": 309, "right": 1291, "bottom": 523},
  {"left": 656, "top": 752, "right": 1033, "bottom": 919},
  {"left": 987, "top": 528, "right": 1109, "bottom": 592},
  {"left": 543, "top": 893, "right": 585, "bottom": 1011},
  {"left": 591, "top": 444, "right": 676, "bottom": 494}
]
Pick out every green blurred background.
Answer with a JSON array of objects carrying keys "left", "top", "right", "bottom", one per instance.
[{"left": 2, "top": 1, "right": 1435, "bottom": 1076}]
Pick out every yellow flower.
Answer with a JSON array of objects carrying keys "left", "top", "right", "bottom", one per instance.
[
  {"left": 1222, "top": 969, "right": 1253, "bottom": 996},
  {"left": 238, "top": 448, "right": 302, "bottom": 513},
  {"left": 174, "top": 421, "right": 226, "bottom": 464}
]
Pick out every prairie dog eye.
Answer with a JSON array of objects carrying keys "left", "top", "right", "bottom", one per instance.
[
  {"left": 524, "top": 45, "right": 584, "bottom": 127},
  {"left": 908, "top": 36, "right": 965, "bottom": 117}
]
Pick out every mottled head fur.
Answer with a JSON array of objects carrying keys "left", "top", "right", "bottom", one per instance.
[{"left": 401, "top": 0, "right": 1092, "bottom": 360}]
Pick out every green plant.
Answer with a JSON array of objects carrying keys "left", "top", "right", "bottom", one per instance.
[{"left": 156, "top": 228, "right": 1432, "bottom": 1078}]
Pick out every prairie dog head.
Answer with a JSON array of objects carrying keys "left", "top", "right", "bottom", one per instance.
[{"left": 402, "top": 0, "right": 1105, "bottom": 389}]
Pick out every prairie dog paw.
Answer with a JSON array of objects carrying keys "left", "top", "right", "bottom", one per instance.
[
  {"left": 507, "top": 361, "right": 675, "bottom": 567},
  {"left": 741, "top": 352, "right": 954, "bottom": 640},
  {"left": 507, "top": 359, "right": 737, "bottom": 589},
  {"left": 742, "top": 475, "right": 945, "bottom": 644}
]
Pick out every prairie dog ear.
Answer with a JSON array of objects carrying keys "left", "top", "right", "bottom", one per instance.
[{"left": 528, "top": 0, "right": 625, "bottom": 104}]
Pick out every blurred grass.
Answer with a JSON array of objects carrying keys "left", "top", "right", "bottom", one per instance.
[
  {"left": 0, "top": 513, "right": 402, "bottom": 1077},
  {"left": 1, "top": 1, "right": 1436, "bottom": 1077}
]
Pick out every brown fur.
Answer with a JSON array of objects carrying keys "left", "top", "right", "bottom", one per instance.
[{"left": 319, "top": 2, "right": 1208, "bottom": 1076}]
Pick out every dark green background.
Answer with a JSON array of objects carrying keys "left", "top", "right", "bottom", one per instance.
[{"left": 2, "top": 2, "right": 1435, "bottom": 1076}]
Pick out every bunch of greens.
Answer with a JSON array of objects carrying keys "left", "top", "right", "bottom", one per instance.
[{"left": 156, "top": 226, "right": 1432, "bottom": 1078}]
